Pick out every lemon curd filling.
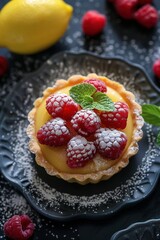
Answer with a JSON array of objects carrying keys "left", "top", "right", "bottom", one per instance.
[{"left": 35, "top": 82, "right": 133, "bottom": 175}]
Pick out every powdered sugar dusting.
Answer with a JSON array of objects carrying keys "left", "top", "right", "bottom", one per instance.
[
  {"left": 0, "top": 175, "right": 79, "bottom": 239},
  {"left": 0, "top": 53, "right": 160, "bottom": 221}
]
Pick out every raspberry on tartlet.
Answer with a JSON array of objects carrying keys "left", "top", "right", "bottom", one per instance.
[
  {"left": 71, "top": 109, "right": 101, "bottom": 136},
  {"left": 67, "top": 135, "right": 96, "bottom": 168},
  {"left": 94, "top": 128, "right": 127, "bottom": 159},
  {"left": 84, "top": 78, "right": 107, "bottom": 93},
  {"left": 37, "top": 118, "right": 71, "bottom": 146},
  {"left": 46, "top": 93, "right": 79, "bottom": 120},
  {"left": 100, "top": 101, "right": 129, "bottom": 129}
]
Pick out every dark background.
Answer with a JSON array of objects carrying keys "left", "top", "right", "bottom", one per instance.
[{"left": 0, "top": 0, "right": 160, "bottom": 239}]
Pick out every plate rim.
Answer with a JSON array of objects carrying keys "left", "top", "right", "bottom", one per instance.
[
  {"left": 111, "top": 218, "right": 160, "bottom": 240},
  {"left": 0, "top": 50, "right": 160, "bottom": 221}
]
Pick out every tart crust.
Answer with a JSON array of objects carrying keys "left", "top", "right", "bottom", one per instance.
[{"left": 27, "top": 74, "right": 144, "bottom": 184}]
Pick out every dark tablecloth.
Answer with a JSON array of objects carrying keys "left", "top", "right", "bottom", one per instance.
[{"left": 0, "top": 0, "right": 160, "bottom": 239}]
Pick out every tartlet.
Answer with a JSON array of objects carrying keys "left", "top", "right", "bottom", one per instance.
[{"left": 27, "top": 73, "right": 144, "bottom": 184}]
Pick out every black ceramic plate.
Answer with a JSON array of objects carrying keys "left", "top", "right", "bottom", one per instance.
[
  {"left": 111, "top": 218, "right": 160, "bottom": 240},
  {"left": 0, "top": 51, "right": 160, "bottom": 221}
]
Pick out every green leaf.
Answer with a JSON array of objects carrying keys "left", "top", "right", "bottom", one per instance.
[
  {"left": 81, "top": 96, "right": 94, "bottom": 109},
  {"left": 92, "top": 92, "right": 115, "bottom": 111},
  {"left": 142, "top": 104, "right": 160, "bottom": 126},
  {"left": 69, "top": 83, "right": 115, "bottom": 111},
  {"left": 69, "top": 83, "right": 96, "bottom": 104},
  {"left": 157, "top": 132, "right": 160, "bottom": 146}
]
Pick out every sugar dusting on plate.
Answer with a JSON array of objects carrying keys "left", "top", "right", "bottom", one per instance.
[
  {"left": 0, "top": 176, "right": 79, "bottom": 239},
  {"left": 1, "top": 53, "right": 160, "bottom": 221}
]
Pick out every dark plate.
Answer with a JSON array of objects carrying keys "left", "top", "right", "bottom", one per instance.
[
  {"left": 111, "top": 218, "right": 160, "bottom": 240},
  {"left": 0, "top": 51, "right": 160, "bottom": 221}
]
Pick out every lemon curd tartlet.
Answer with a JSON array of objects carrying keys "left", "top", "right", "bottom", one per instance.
[{"left": 27, "top": 74, "right": 144, "bottom": 184}]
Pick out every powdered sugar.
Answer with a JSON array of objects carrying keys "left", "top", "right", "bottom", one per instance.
[
  {"left": 0, "top": 53, "right": 160, "bottom": 222},
  {"left": 0, "top": 176, "right": 79, "bottom": 239}
]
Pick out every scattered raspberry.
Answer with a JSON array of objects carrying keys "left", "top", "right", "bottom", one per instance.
[
  {"left": 100, "top": 101, "right": 129, "bottom": 129},
  {"left": 94, "top": 128, "right": 127, "bottom": 159},
  {"left": 84, "top": 78, "right": 107, "bottom": 92},
  {"left": 138, "top": 0, "right": 153, "bottom": 5},
  {"left": 153, "top": 59, "right": 160, "bottom": 78},
  {"left": 67, "top": 135, "right": 96, "bottom": 168},
  {"left": 81, "top": 10, "right": 107, "bottom": 36},
  {"left": 71, "top": 109, "right": 101, "bottom": 136},
  {"left": 4, "top": 215, "right": 35, "bottom": 240},
  {"left": 134, "top": 4, "right": 158, "bottom": 28},
  {"left": 0, "top": 56, "right": 9, "bottom": 78},
  {"left": 115, "top": 0, "right": 138, "bottom": 20},
  {"left": 46, "top": 93, "right": 79, "bottom": 121},
  {"left": 37, "top": 118, "right": 71, "bottom": 146}
]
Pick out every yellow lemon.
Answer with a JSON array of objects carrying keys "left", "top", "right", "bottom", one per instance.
[{"left": 0, "top": 0, "right": 73, "bottom": 54}]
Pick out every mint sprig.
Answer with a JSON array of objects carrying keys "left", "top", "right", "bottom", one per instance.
[
  {"left": 69, "top": 83, "right": 115, "bottom": 111},
  {"left": 142, "top": 104, "right": 160, "bottom": 146}
]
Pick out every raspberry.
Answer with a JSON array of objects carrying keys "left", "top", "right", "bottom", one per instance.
[
  {"left": 67, "top": 135, "right": 96, "bottom": 168},
  {"left": 100, "top": 101, "right": 129, "bottom": 129},
  {"left": 0, "top": 56, "right": 9, "bottom": 78},
  {"left": 71, "top": 109, "right": 101, "bottom": 136},
  {"left": 4, "top": 215, "right": 35, "bottom": 240},
  {"left": 115, "top": 0, "right": 138, "bottom": 20},
  {"left": 46, "top": 93, "right": 79, "bottom": 121},
  {"left": 37, "top": 118, "right": 71, "bottom": 146},
  {"left": 84, "top": 78, "right": 107, "bottom": 93},
  {"left": 81, "top": 10, "right": 107, "bottom": 36},
  {"left": 94, "top": 128, "right": 127, "bottom": 159},
  {"left": 138, "top": 0, "right": 153, "bottom": 5},
  {"left": 134, "top": 4, "right": 158, "bottom": 28},
  {"left": 153, "top": 59, "right": 160, "bottom": 78}
]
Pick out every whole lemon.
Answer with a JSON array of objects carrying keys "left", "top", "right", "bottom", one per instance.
[{"left": 0, "top": 0, "right": 73, "bottom": 54}]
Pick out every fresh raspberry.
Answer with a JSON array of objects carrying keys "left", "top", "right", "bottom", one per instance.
[
  {"left": 100, "top": 101, "right": 129, "bottom": 129},
  {"left": 138, "top": 0, "right": 153, "bottom": 5},
  {"left": 115, "top": 0, "right": 138, "bottom": 20},
  {"left": 134, "top": 4, "right": 158, "bottom": 29},
  {"left": 4, "top": 215, "right": 35, "bottom": 240},
  {"left": 84, "top": 78, "right": 107, "bottom": 92},
  {"left": 153, "top": 59, "right": 160, "bottom": 78},
  {"left": 94, "top": 128, "right": 127, "bottom": 159},
  {"left": 81, "top": 10, "right": 107, "bottom": 36},
  {"left": 67, "top": 135, "right": 96, "bottom": 168},
  {"left": 0, "top": 56, "right": 9, "bottom": 78},
  {"left": 46, "top": 93, "right": 79, "bottom": 121},
  {"left": 37, "top": 118, "right": 71, "bottom": 146},
  {"left": 71, "top": 109, "right": 101, "bottom": 136}
]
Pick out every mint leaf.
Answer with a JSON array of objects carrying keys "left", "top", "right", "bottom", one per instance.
[
  {"left": 69, "top": 83, "right": 96, "bottom": 104},
  {"left": 81, "top": 96, "right": 94, "bottom": 109},
  {"left": 92, "top": 92, "right": 115, "bottom": 111},
  {"left": 157, "top": 132, "right": 160, "bottom": 146},
  {"left": 142, "top": 104, "right": 160, "bottom": 126},
  {"left": 69, "top": 83, "right": 115, "bottom": 111}
]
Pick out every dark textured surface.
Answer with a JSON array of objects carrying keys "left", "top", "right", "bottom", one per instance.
[{"left": 0, "top": 1, "right": 160, "bottom": 239}]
